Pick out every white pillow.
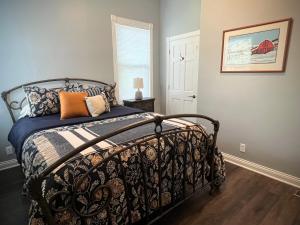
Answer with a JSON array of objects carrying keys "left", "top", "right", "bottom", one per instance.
[
  {"left": 18, "top": 104, "right": 30, "bottom": 119},
  {"left": 85, "top": 93, "right": 110, "bottom": 117}
]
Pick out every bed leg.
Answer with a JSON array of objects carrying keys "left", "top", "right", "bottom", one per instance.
[
  {"left": 209, "top": 184, "right": 215, "bottom": 195},
  {"left": 210, "top": 182, "right": 221, "bottom": 195},
  {"left": 209, "top": 182, "right": 220, "bottom": 196}
]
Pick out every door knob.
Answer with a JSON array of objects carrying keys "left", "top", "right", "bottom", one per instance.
[{"left": 188, "top": 95, "right": 196, "bottom": 99}]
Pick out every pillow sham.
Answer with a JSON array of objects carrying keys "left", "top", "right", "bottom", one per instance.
[
  {"left": 64, "top": 82, "right": 90, "bottom": 92},
  {"left": 64, "top": 81, "right": 118, "bottom": 106},
  {"left": 85, "top": 93, "right": 110, "bottom": 117},
  {"left": 103, "top": 83, "right": 118, "bottom": 106},
  {"left": 59, "top": 91, "right": 89, "bottom": 119},
  {"left": 23, "top": 86, "right": 60, "bottom": 117}
]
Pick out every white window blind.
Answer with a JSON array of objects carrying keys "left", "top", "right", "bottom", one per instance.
[{"left": 111, "top": 15, "right": 153, "bottom": 102}]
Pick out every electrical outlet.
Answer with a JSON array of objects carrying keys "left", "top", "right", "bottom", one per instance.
[
  {"left": 5, "top": 145, "right": 14, "bottom": 155},
  {"left": 240, "top": 143, "right": 246, "bottom": 153}
]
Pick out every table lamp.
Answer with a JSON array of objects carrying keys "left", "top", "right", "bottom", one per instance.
[{"left": 134, "top": 77, "right": 143, "bottom": 100}]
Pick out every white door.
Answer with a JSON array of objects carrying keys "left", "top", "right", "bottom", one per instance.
[{"left": 166, "top": 31, "right": 200, "bottom": 116}]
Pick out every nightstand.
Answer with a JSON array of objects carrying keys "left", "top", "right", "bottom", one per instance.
[{"left": 123, "top": 97, "right": 155, "bottom": 112}]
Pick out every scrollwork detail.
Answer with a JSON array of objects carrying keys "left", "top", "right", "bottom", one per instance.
[
  {"left": 9, "top": 97, "right": 27, "bottom": 110},
  {"left": 72, "top": 184, "right": 112, "bottom": 217}
]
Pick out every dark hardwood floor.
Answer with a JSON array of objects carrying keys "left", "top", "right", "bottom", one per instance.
[
  {"left": 0, "top": 166, "right": 29, "bottom": 225},
  {"left": 0, "top": 163, "right": 299, "bottom": 225}
]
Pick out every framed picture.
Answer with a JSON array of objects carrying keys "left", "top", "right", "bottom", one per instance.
[{"left": 220, "top": 18, "right": 292, "bottom": 73}]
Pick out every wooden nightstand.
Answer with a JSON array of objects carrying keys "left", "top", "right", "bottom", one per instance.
[{"left": 123, "top": 97, "right": 155, "bottom": 112}]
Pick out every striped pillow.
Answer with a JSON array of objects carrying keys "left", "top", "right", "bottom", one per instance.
[
  {"left": 85, "top": 86, "right": 104, "bottom": 97},
  {"left": 64, "top": 82, "right": 118, "bottom": 106}
]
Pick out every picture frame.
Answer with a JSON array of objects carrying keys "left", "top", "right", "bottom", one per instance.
[{"left": 220, "top": 18, "right": 292, "bottom": 73}]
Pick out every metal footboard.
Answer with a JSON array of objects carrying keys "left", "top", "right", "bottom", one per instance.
[{"left": 26, "top": 114, "right": 221, "bottom": 225}]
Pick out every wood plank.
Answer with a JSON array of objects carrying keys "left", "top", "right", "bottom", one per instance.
[
  {"left": 0, "top": 162, "right": 299, "bottom": 225},
  {"left": 155, "top": 162, "right": 300, "bottom": 225}
]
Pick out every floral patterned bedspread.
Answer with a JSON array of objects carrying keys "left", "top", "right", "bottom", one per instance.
[{"left": 21, "top": 113, "right": 225, "bottom": 225}]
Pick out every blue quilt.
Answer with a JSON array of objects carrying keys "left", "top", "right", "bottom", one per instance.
[{"left": 8, "top": 106, "right": 144, "bottom": 162}]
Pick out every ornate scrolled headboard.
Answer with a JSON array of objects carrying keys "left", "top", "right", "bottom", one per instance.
[{"left": 1, "top": 78, "right": 110, "bottom": 123}]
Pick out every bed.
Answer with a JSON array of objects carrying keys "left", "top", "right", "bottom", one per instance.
[{"left": 2, "top": 78, "right": 225, "bottom": 225}]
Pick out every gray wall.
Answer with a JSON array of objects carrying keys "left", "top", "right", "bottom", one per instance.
[
  {"left": 1, "top": 0, "right": 299, "bottom": 178},
  {"left": 198, "top": 0, "right": 300, "bottom": 177},
  {"left": 160, "top": 0, "right": 201, "bottom": 113},
  {"left": 0, "top": 0, "right": 160, "bottom": 162}
]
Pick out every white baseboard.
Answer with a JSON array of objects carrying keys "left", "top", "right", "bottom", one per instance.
[
  {"left": 223, "top": 153, "right": 300, "bottom": 189},
  {"left": 0, "top": 159, "right": 19, "bottom": 171},
  {"left": 1, "top": 154, "right": 299, "bottom": 188}
]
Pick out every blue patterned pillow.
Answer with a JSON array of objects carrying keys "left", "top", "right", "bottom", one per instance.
[
  {"left": 64, "top": 82, "right": 90, "bottom": 92},
  {"left": 103, "top": 83, "right": 118, "bottom": 106},
  {"left": 64, "top": 82, "right": 118, "bottom": 106},
  {"left": 23, "top": 86, "right": 61, "bottom": 117}
]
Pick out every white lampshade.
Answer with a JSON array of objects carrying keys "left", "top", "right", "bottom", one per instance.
[{"left": 133, "top": 78, "right": 144, "bottom": 89}]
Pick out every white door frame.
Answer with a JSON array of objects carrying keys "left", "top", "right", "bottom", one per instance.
[{"left": 166, "top": 30, "right": 200, "bottom": 115}]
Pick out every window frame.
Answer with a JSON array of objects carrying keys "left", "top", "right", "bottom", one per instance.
[{"left": 111, "top": 14, "right": 153, "bottom": 103}]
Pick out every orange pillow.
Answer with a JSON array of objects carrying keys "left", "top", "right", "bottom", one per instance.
[{"left": 59, "top": 91, "right": 89, "bottom": 119}]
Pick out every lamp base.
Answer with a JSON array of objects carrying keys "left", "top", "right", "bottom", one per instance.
[{"left": 135, "top": 90, "right": 143, "bottom": 100}]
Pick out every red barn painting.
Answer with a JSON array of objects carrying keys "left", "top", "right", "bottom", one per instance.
[{"left": 251, "top": 39, "right": 275, "bottom": 55}]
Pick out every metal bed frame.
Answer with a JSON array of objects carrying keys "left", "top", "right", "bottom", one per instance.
[
  {"left": 1, "top": 77, "right": 110, "bottom": 123},
  {"left": 2, "top": 78, "right": 222, "bottom": 225}
]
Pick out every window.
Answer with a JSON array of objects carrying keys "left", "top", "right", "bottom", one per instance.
[{"left": 111, "top": 15, "right": 153, "bottom": 102}]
